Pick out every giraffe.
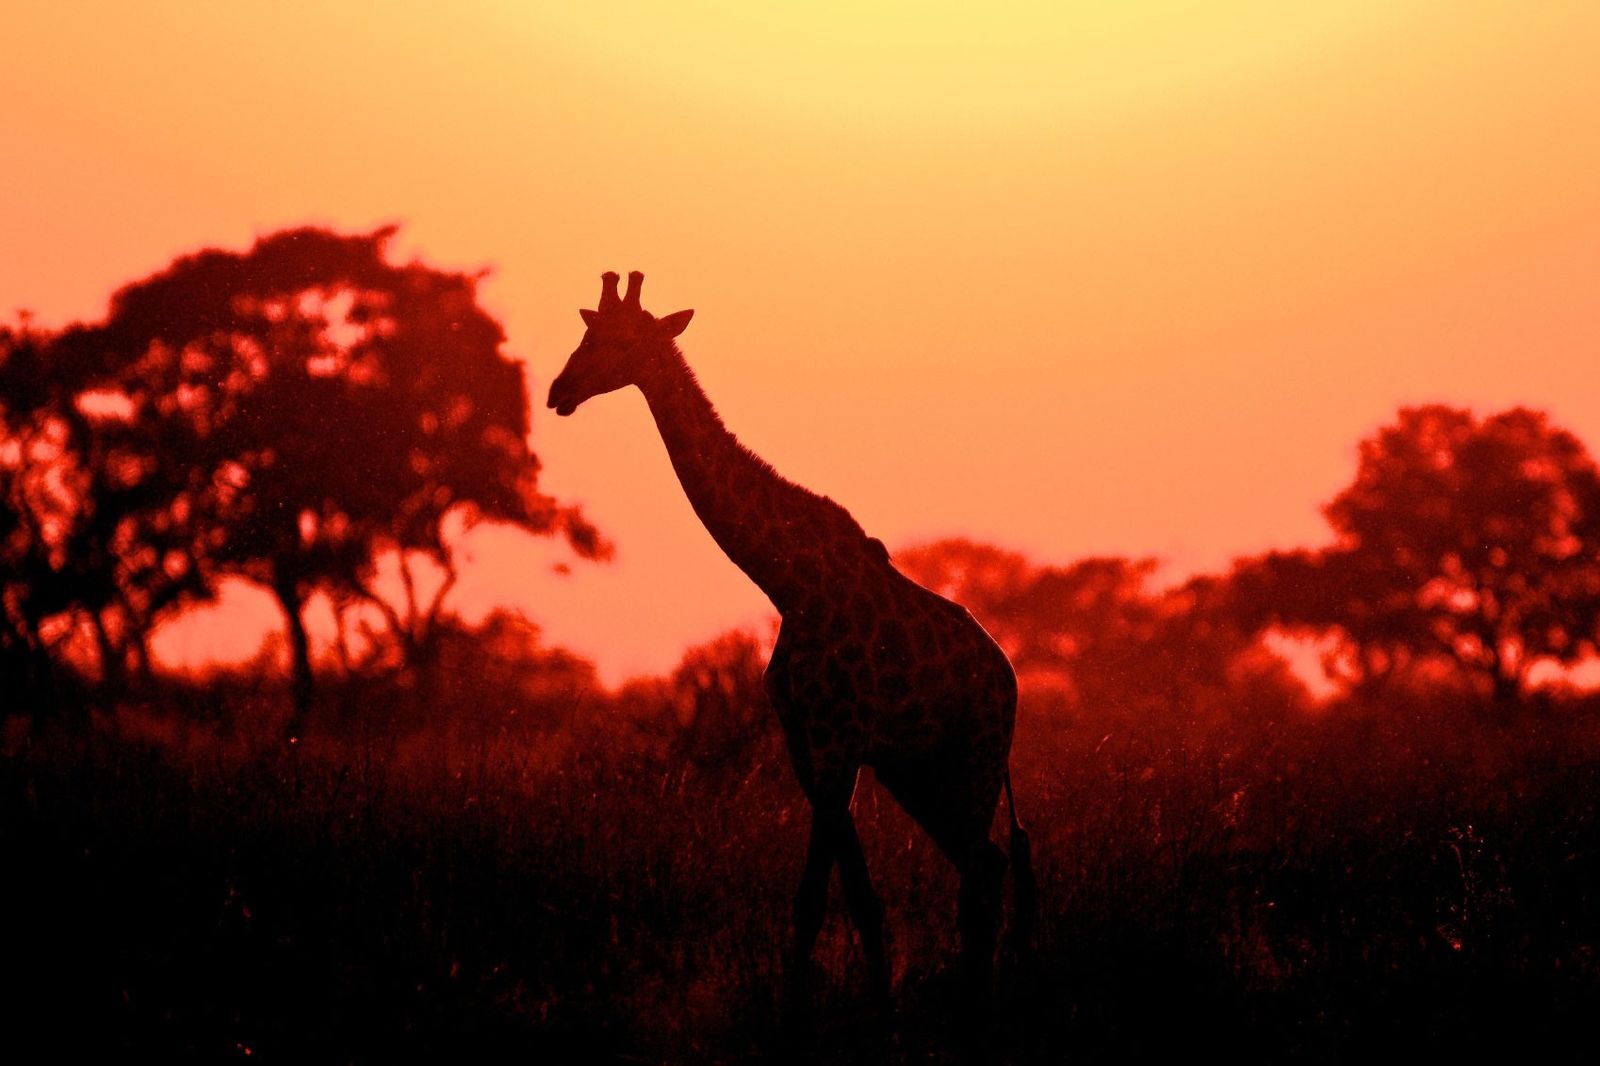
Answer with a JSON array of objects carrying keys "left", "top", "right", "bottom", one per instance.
[{"left": 547, "top": 271, "right": 1037, "bottom": 1006}]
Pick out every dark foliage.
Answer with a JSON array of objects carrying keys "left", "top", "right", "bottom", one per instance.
[
  {"left": 1231, "top": 406, "right": 1600, "bottom": 703},
  {"left": 2, "top": 230, "right": 607, "bottom": 730},
  {"left": 5, "top": 665, "right": 1598, "bottom": 1061}
]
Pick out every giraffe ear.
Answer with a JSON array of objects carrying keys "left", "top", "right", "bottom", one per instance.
[
  {"left": 579, "top": 309, "right": 598, "bottom": 326},
  {"left": 659, "top": 309, "right": 694, "bottom": 338}
]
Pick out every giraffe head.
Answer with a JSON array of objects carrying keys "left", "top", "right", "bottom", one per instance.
[{"left": 547, "top": 271, "right": 694, "bottom": 416}]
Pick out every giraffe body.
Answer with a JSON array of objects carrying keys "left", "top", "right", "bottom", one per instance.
[
  {"left": 767, "top": 558, "right": 1016, "bottom": 819},
  {"left": 547, "top": 272, "right": 1034, "bottom": 1007}
]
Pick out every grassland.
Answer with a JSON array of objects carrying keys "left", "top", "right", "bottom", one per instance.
[{"left": 5, "top": 680, "right": 1599, "bottom": 1062}]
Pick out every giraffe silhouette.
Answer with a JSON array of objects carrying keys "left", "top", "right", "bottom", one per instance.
[{"left": 548, "top": 271, "right": 1037, "bottom": 1008}]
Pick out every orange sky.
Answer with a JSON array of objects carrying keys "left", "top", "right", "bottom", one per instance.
[{"left": 5, "top": 2, "right": 1599, "bottom": 683}]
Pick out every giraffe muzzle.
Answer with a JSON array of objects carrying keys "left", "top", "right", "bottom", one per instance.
[{"left": 547, "top": 378, "right": 578, "bottom": 417}]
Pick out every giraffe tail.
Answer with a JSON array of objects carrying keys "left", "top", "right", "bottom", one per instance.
[{"left": 1003, "top": 767, "right": 1038, "bottom": 954}]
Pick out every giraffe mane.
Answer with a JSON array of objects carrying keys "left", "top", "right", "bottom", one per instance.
[{"left": 668, "top": 343, "right": 877, "bottom": 549}]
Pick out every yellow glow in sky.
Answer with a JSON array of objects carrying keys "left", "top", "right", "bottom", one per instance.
[{"left": 513, "top": 2, "right": 1410, "bottom": 126}]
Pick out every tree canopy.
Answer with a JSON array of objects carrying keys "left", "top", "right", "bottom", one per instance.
[
  {"left": 1233, "top": 405, "right": 1600, "bottom": 702},
  {"left": 3, "top": 228, "right": 608, "bottom": 732}
]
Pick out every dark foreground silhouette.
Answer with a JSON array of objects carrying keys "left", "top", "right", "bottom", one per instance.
[{"left": 6, "top": 675, "right": 1598, "bottom": 1061}]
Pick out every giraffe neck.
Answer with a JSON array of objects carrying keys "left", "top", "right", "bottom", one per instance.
[{"left": 638, "top": 346, "right": 873, "bottom": 616}]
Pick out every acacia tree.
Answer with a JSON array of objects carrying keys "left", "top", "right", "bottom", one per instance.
[
  {"left": 1236, "top": 406, "right": 1600, "bottom": 704},
  {"left": 61, "top": 227, "right": 607, "bottom": 736}
]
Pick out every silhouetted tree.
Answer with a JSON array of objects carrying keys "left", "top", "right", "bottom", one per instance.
[
  {"left": 55, "top": 227, "right": 608, "bottom": 737},
  {"left": 1, "top": 321, "right": 77, "bottom": 717},
  {"left": 664, "top": 629, "right": 773, "bottom": 772},
  {"left": 896, "top": 539, "right": 1301, "bottom": 729},
  {"left": 3, "top": 319, "right": 218, "bottom": 704},
  {"left": 1235, "top": 406, "right": 1600, "bottom": 704},
  {"left": 62, "top": 386, "right": 215, "bottom": 687},
  {"left": 428, "top": 609, "right": 601, "bottom": 738}
]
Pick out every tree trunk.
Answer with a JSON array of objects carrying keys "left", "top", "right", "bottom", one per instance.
[
  {"left": 413, "top": 632, "right": 450, "bottom": 765},
  {"left": 20, "top": 610, "right": 58, "bottom": 729},
  {"left": 1483, "top": 635, "right": 1523, "bottom": 711},
  {"left": 1490, "top": 665, "right": 1521, "bottom": 710},
  {"left": 92, "top": 610, "right": 125, "bottom": 690},
  {"left": 414, "top": 637, "right": 439, "bottom": 715},
  {"left": 130, "top": 627, "right": 152, "bottom": 685},
  {"left": 273, "top": 576, "right": 314, "bottom": 742}
]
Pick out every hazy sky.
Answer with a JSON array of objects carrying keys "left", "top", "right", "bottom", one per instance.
[{"left": 5, "top": 2, "right": 1598, "bottom": 682}]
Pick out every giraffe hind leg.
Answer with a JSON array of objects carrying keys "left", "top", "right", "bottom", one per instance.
[
  {"left": 957, "top": 836, "right": 1007, "bottom": 998},
  {"left": 1004, "top": 770, "right": 1039, "bottom": 962},
  {"left": 875, "top": 762, "right": 1007, "bottom": 997}
]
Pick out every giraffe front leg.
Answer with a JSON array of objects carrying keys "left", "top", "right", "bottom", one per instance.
[
  {"left": 830, "top": 808, "right": 892, "bottom": 1009},
  {"left": 791, "top": 807, "right": 836, "bottom": 967},
  {"left": 785, "top": 805, "right": 837, "bottom": 1026}
]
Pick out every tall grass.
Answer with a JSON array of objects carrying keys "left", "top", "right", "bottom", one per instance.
[{"left": 5, "top": 678, "right": 1599, "bottom": 1061}]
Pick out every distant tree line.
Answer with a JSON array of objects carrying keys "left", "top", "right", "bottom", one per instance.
[
  {"left": 898, "top": 405, "right": 1600, "bottom": 720},
  {"left": 1, "top": 227, "right": 607, "bottom": 735}
]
